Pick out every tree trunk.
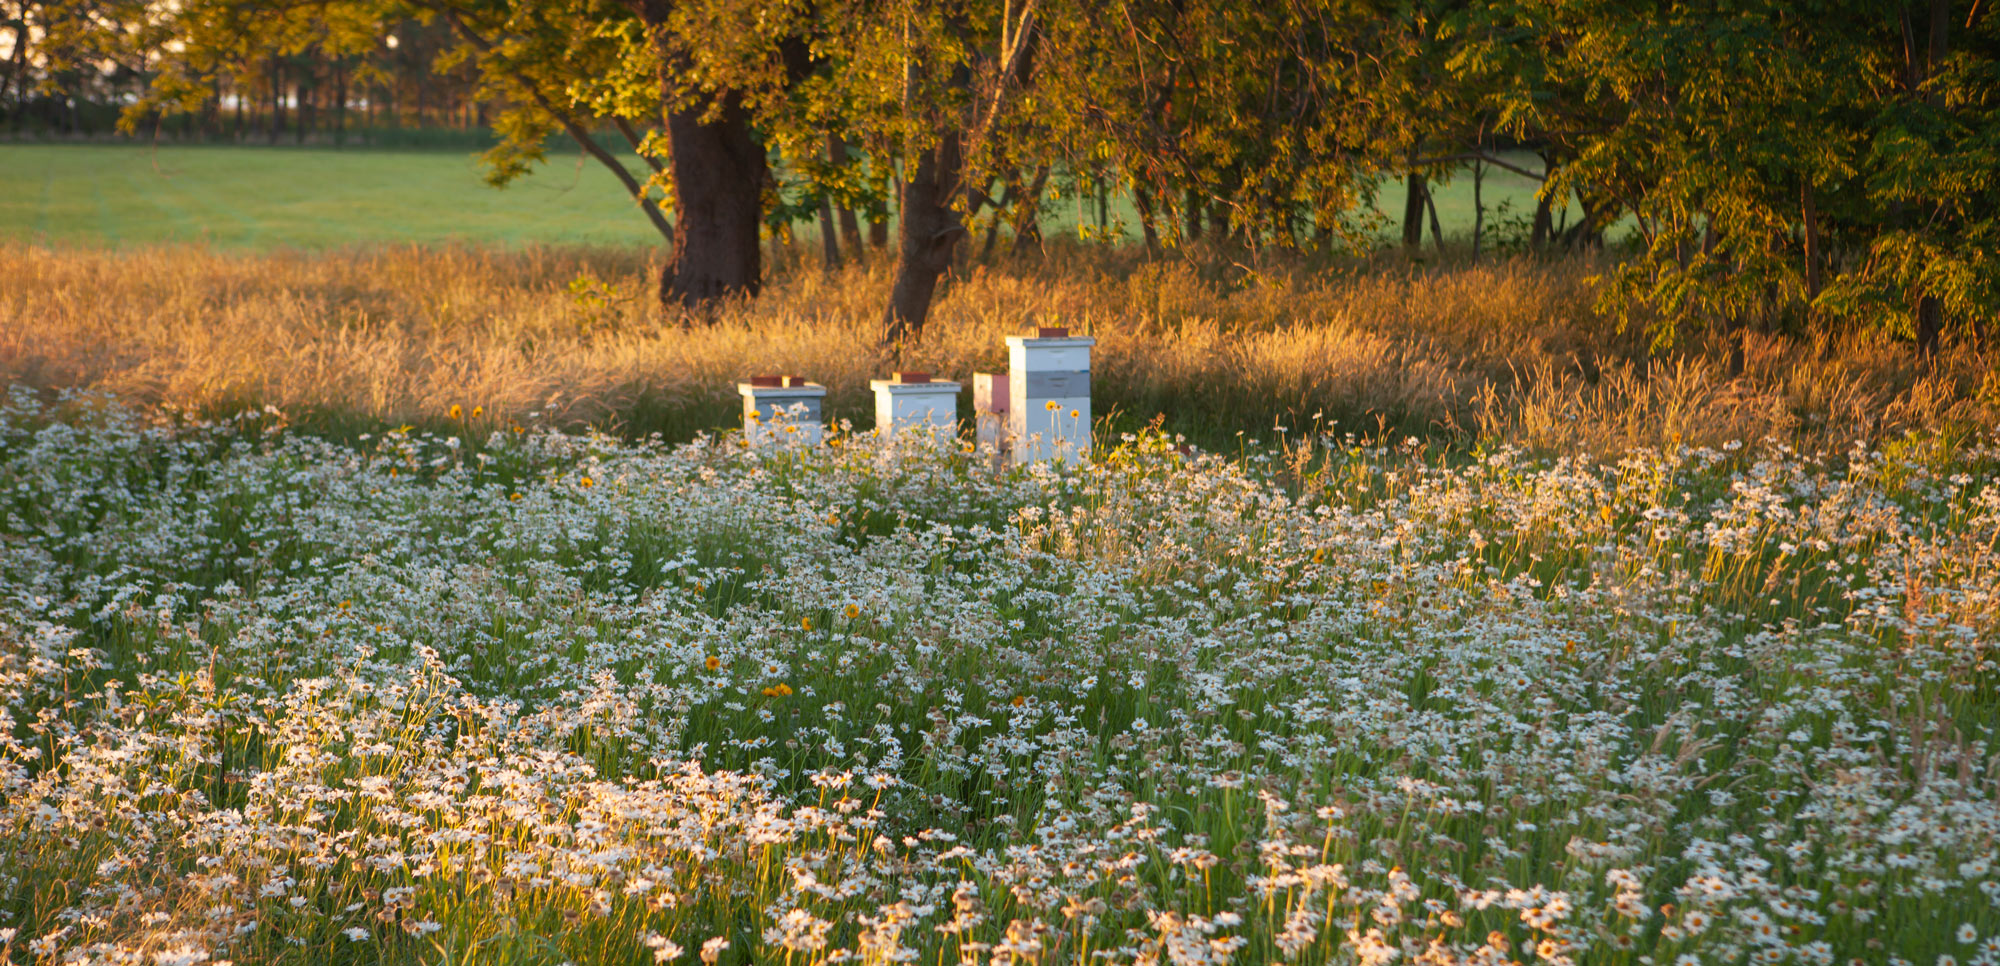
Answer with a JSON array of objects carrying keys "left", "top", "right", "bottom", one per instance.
[
  {"left": 334, "top": 64, "right": 347, "bottom": 146},
  {"left": 203, "top": 78, "right": 221, "bottom": 139},
  {"left": 1402, "top": 171, "right": 1427, "bottom": 250},
  {"left": 294, "top": 81, "right": 308, "bottom": 143},
  {"left": 827, "top": 133, "right": 864, "bottom": 251},
  {"left": 1916, "top": 296, "right": 1942, "bottom": 359},
  {"left": 1133, "top": 183, "right": 1161, "bottom": 257},
  {"left": 660, "top": 93, "right": 766, "bottom": 308},
  {"left": 1183, "top": 189, "right": 1202, "bottom": 241},
  {"left": 1471, "top": 160, "right": 1485, "bottom": 260},
  {"left": 818, "top": 196, "right": 842, "bottom": 270},
  {"left": 268, "top": 62, "right": 283, "bottom": 144},
  {"left": 883, "top": 136, "right": 965, "bottom": 343},
  {"left": 1913, "top": 0, "right": 1949, "bottom": 358},
  {"left": 1801, "top": 181, "right": 1822, "bottom": 303},
  {"left": 1424, "top": 184, "right": 1445, "bottom": 254},
  {"left": 1010, "top": 164, "right": 1049, "bottom": 256},
  {"left": 868, "top": 157, "right": 892, "bottom": 248},
  {"left": 0, "top": 6, "right": 27, "bottom": 123}
]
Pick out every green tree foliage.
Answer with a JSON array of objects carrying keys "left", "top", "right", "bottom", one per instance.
[
  {"left": 1458, "top": 0, "right": 1998, "bottom": 351},
  {"left": 20, "top": 0, "right": 2000, "bottom": 350}
]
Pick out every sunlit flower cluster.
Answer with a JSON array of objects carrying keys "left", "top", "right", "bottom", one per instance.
[{"left": 0, "top": 385, "right": 1994, "bottom": 965}]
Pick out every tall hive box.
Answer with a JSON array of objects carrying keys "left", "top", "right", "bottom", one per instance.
[
  {"left": 737, "top": 375, "right": 826, "bottom": 445},
  {"left": 1006, "top": 326, "right": 1095, "bottom": 464},
  {"left": 972, "top": 372, "right": 1010, "bottom": 452},
  {"left": 869, "top": 372, "right": 961, "bottom": 440}
]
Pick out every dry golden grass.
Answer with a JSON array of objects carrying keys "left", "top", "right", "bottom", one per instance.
[{"left": 3, "top": 240, "right": 1992, "bottom": 452}]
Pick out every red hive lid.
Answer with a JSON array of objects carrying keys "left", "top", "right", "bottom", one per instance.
[
  {"left": 1035, "top": 325, "right": 1069, "bottom": 339},
  {"left": 893, "top": 371, "right": 932, "bottom": 384},
  {"left": 749, "top": 374, "right": 782, "bottom": 387},
  {"left": 782, "top": 375, "right": 811, "bottom": 387}
]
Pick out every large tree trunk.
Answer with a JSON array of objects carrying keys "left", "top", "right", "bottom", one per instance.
[
  {"left": 624, "top": 0, "right": 768, "bottom": 308},
  {"left": 883, "top": 137, "right": 965, "bottom": 343},
  {"left": 660, "top": 94, "right": 766, "bottom": 308}
]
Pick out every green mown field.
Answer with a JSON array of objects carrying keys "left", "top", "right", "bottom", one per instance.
[
  {"left": 0, "top": 143, "right": 1554, "bottom": 250},
  {"left": 0, "top": 144, "right": 665, "bottom": 248}
]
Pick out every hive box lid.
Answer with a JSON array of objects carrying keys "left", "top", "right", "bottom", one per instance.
[
  {"left": 1004, "top": 334, "right": 1096, "bottom": 348},
  {"left": 869, "top": 378, "right": 961, "bottom": 393},
  {"left": 738, "top": 381, "right": 826, "bottom": 397}
]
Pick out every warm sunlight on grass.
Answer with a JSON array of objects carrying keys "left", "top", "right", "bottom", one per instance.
[{"left": 4, "top": 242, "right": 1991, "bottom": 452}]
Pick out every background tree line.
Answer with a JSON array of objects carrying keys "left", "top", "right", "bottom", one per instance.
[
  {"left": 1, "top": 5, "right": 494, "bottom": 143},
  {"left": 8, "top": 0, "right": 1997, "bottom": 354}
]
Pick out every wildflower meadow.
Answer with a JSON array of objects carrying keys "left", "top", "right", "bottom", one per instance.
[{"left": 1, "top": 385, "right": 1994, "bottom": 966}]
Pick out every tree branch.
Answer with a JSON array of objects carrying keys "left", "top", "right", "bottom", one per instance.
[
  {"left": 440, "top": 7, "right": 674, "bottom": 244},
  {"left": 614, "top": 116, "right": 666, "bottom": 174},
  {"left": 1413, "top": 152, "right": 1549, "bottom": 182}
]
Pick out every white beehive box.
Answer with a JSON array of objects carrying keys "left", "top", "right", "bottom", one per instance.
[
  {"left": 737, "top": 375, "right": 827, "bottom": 445},
  {"left": 973, "top": 371, "right": 1010, "bottom": 452},
  {"left": 869, "top": 372, "right": 961, "bottom": 440},
  {"left": 1006, "top": 326, "right": 1095, "bottom": 464}
]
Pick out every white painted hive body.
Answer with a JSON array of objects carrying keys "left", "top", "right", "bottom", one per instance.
[
  {"left": 1005, "top": 334, "right": 1095, "bottom": 464},
  {"left": 737, "top": 381, "right": 827, "bottom": 445},
  {"left": 972, "top": 372, "right": 1010, "bottom": 451},
  {"left": 870, "top": 378, "right": 961, "bottom": 440}
]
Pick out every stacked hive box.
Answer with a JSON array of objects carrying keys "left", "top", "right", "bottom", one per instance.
[
  {"left": 1005, "top": 327, "right": 1095, "bottom": 464},
  {"left": 870, "top": 372, "right": 961, "bottom": 440},
  {"left": 972, "top": 372, "right": 1010, "bottom": 452},
  {"left": 737, "top": 375, "right": 827, "bottom": 445}
]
